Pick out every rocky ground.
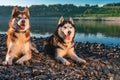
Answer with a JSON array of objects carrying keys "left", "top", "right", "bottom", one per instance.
[{"left": 0, "top": 34, "right": 120, "bottom": 80}]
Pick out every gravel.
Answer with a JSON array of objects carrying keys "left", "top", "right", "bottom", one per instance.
[{"left": 0, "top": 34, "right": 120, "bottom": 80}]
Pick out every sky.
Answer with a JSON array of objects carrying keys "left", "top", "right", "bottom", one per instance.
[{"left": 0, "top": 0, "right": 120, "bottom": 7}]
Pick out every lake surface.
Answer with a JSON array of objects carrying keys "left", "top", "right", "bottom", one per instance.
[{"left": 0, "top": 16, "right": 120, "bottom": 46}]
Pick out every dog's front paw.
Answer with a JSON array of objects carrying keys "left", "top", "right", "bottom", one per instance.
[
  {"left": 78, "top": 59, "right": 86, "bottom": 65},
  {"left": 2, "top": 61, "right": 12, "bottom": 66},
  {"left": 63, "top": 61, "right": 71, "bottom": 66},
  {"left": 16, "top": 60, "right": 24, "bottom": 65},
  {"left": 34, "top": 49, "right": 39, "bottom": 54}
]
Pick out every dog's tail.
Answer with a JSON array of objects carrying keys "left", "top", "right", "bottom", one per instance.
[{"left": 31, "top": 43, "right": 39, "bottom": 54}]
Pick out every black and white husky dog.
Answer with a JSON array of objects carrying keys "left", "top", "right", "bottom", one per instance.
[{"left": 44, "top": 16, "right": 86, "bottom": 65}]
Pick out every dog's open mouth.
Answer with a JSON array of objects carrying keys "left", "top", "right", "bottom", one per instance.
[
  {"left": 16, "top": 23, "right": 25, "bottom": 30},
  {"left": 66, "top": 35, "right": 71, "bottom": 40},
  {"left": 20, "top": 26, "right": 25, "bottom": 30},
  {"left": 18, "top": 24, "right": 25, "bottom": 30}
]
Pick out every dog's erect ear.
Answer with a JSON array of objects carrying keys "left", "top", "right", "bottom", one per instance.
[
  {"left": 58, "top": 16, "right": 64, "bottom": 25},
  {"left": 24, "top": 6, "right": 30, "bottom": 17},
  {"left": 12, "top": 6, "right": 19, "bottom": 18},
  {"left": 69, "top": 17, "right": 74, "bottom": 24}
]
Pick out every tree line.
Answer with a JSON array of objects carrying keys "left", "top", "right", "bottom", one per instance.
[{"left": 0, "top": 2, "right": 120, "bottom": 17}]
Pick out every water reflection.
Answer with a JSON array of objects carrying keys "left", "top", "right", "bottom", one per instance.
[
  {"left": 0, "top": 17, "right": 120, "bottom": 46},
  {"left": 75, "top": 33, "right": 120, "bottom": 46}
]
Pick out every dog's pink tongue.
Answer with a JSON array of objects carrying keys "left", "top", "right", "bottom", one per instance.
[
  {"left": 20, "top": 26, "right": 25, "bottom": 29},
  {"left": 66, "top": 35, "right": 70, "bottom": 40}
]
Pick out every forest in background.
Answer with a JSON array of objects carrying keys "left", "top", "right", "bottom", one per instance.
[{"left": 0, "top": 2, "right": 120, "bottom": 17}]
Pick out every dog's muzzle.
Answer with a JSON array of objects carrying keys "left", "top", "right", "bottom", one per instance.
[{"left": 68, "top": 31, "right": 71, "bottom": 35}]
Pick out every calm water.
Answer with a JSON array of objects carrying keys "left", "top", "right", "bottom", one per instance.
[{"left": 0, "top": 16, "right": 120, "bottom": 46}]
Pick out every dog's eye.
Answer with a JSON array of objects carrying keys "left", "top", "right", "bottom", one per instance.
[
  {"left": 64, "top": 26, "right": 67, "bottom": 29},
  {"left": 70, "top": 27, "right": 72, "bottom": 29},
  {"left": 24, "top": 17, "right": 27, "bottom": 19},
  {"left": 17, "top": 17, "right": 21, "bottom": 19},
  {"left": 16, "top": 17, "right": 20, "bottom": 21}
]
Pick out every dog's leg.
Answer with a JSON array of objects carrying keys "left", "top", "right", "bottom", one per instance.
[
  {"left": 68, "top": 48, "right": 86, "bottom": 64},
  {"left": 16, "top": 42, "right": 32, "bottom": 64},
  {"left": 3, "top": 53, "right": 13, "bottom": 65},
  {"left": 56, "top": 56, "right": 70, "bottom": 65},
  {"left": 3, "top": 43, "right": 14, "bottom": 65},
  {"left": 16, "top": 51, "right": 32, "bottom": 64},
  {"left": 56, "top": 49, "right": 70, "bottom": 65}
]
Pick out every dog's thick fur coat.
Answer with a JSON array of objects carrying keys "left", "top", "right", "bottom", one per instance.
[
  {"left": 44, "top": 16, "right": 86, "bottom": 65},
  {"left": 3, "top": 6, "right": 38, "bottom": 65}
]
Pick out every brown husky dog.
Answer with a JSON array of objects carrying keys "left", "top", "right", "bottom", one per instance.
[
  {"left": 44, "top": 16, "right": 86, "bottom": 65},
  {"left": 3, "top": 6, "right": 39, "bottom": 65}
]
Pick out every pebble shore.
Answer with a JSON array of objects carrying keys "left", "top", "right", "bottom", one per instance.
[{"left": 0, "top": 34, "right": 120, "bottom": 80}]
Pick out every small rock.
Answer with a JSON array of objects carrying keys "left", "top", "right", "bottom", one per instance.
[{"left": 35, "top": 75, "right": 47, "bottom": 79}]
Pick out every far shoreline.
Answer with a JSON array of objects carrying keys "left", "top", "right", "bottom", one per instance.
[
  {"left": 74, "top": 17, "right": 120, "bottom": 21},
  {"left": 1, "top": 15, "right": 120, "bottom": 22}
]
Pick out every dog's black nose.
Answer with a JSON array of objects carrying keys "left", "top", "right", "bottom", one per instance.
[
  {"left": 68, "top": 31, "right": 71, "bottom": 34},
  {"left": 21, "top": 20, "right": 25, "bottom": 24},
  {"left": 20, "top": 20, "right": 25, "bottom": 26}
]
